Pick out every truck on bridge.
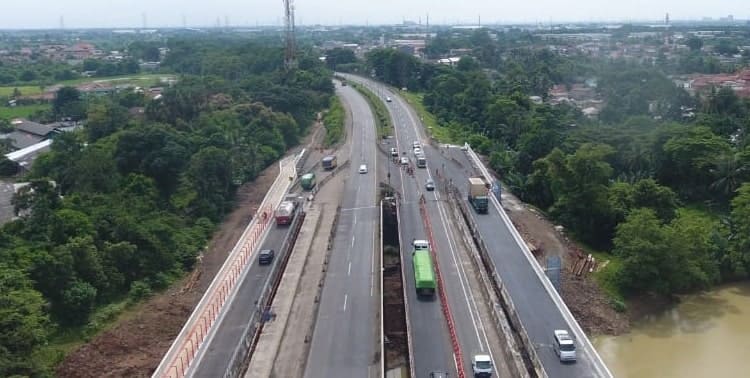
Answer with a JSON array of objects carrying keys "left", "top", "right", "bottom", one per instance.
[
  {"left": 300, "top": 173, "right": 316, "bottom": 190},
  {"left": 416, "top": 154, "right": 426, "bottom": 168},
  {"left": 412, "top": 240, "right": 435, "bottom": 297},
  {"left": 275, "top": 200, "right": 297, "bottom": 226},
  {"left": 322, "top": 155, "right": 337, "bottom": 170},
  {"left": 468, "top": 177, "right": 489, "bottom": 214}
]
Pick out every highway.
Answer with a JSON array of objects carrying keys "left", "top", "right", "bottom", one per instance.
[
  {"left": 304, "top": 82, "right": 379, "bottom": 377},
  {"left": 189, "top": 223, "right": 295, "bottom": 376},
  {"left": 346, "top": 74, "right": 609, "bottom": 378},
  {"left": 346, "top": 74, "right": 501, "bottom": 377}
]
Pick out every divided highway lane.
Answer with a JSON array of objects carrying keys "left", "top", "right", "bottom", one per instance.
[
  {"left": 439, "top": 140, "right": 604, "bottom": 378},
  {"left": 385, "top": 142, "right": 456, "bottom": 377},
  {"left": 305, "top": 83, "right": 379, "bottom": 377},
  {"left": 190, "top": 225, "right": 294, "bottom": 376},
  {"left": 348, "top": 73, "right": 499, "bottom": 377}
]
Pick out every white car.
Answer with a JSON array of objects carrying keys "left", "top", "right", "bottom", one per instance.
[
  {"left": 472, "top": 354, "right": 493, "bottom": 377},
  {"left": 386, "top": 96, "right": 392, "bottom": 102},
  {"left": 413, "top": 147, "right": 422, "bottom": 155},
  {"left": 359, "top": 164, "right": 368, "bottom": 174},
  {"left": 390, "top": 147, "right": 398, "bottom": 157},
  {"left": 400, "top": 157, "right": 409, "bottom": 165},
  {"left": 553, "top": 329, "right": 577, "bottom": 362},
  {"left": 412, "top": 141, "right": 421, "bottom": 149}
]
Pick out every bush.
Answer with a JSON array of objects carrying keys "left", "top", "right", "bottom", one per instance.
[{"left": 128, "top": 281, "right": 153, "bottom": 302}]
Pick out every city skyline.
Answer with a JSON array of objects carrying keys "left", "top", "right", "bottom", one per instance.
[{"left": 0, "top": 0, "right": 748, "bottom": 29}]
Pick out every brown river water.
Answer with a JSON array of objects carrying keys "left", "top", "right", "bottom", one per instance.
[{"left": 593, "top": 282, "right": 750, "bottom": 378}]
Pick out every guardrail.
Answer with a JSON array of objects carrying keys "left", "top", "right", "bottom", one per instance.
[
  {"left": 418, "top": 195, "right": 466, "bottom": 378},
  {"left": 153, "top": 156, "right": 298, "bottom": 378},
  {"left": 463, "top": 144, "right": 613, "bottom": 378},
  {"left": 224, "top": 208, "right": 307, "bottom": 378},
  {"left": 379, "top": 201, "right": 385, "bottom": 378}
]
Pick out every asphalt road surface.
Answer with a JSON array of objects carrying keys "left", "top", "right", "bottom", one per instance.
[
  {"left": 346, "top": 74, "right": 606, "bottom": 378},
  {"left": 348, "top": 74, "right": 501, "bottom": 378},
  {"left": 190, "top": 223, "right": 295, "bottom": 377},
  {"left": 304, "top": 83, "right": 379, "bottom": 378}
]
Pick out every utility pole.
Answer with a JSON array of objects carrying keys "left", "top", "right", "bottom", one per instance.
[{"left": 283, "top": 0, "right": 297, "bottom": 70}]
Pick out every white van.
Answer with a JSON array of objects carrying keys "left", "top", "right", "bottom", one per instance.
[
  {"left": 359, "top": 164, "right": 368, "bottom": 174},
  {"left": 553, "top": 329, "right": 577, "bottom": 362}
]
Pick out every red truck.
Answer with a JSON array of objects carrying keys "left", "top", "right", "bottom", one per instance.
[{"left": 275, "top": 201, "right": 297, "bottom": 226}]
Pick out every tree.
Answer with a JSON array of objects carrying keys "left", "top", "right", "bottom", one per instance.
[
  {"left": 325, "top": 48, "right": 356, "bottom": 70},
  {"left": 609, "top": 179, "right": 679, "bottom": 223},
  {"left": 0, "top": 156, "right": 19, "bottom": 177},
  {"left": 60, "top": 280, "right": 97, "bottom": 325},
  {"left": 53, "top": 86, "right": 85, "bottom": 120},
  {"left": 729, "top": 183, "right": 750, "bottom": 276},
  {"left": 614, "top": 209, "right": 720, "bottom": 296},
  {"left": 0, "top": 266, "right": 49, "bottom": 377},
  {"left": 86, "top": 100, "right": 129, "bottom": 142},
  {"left": 686, "top": 37, "right": 703, "bottom": 51},
  {"left": 530, "top": 144, "right": 615, "bottom": 246}
]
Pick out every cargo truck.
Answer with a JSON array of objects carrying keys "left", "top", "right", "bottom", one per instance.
[
  {"left": 275, "top": 200, "right": 297, "bottom": 226},
  {"left": 468, "top": 177, "right": 489, "bottom": 214},
  {"left": 300, "top": 173, "right": 316, "bottom": 190},
  {"left": 322, "top": 155, "right": 337, "bottom": 170}
]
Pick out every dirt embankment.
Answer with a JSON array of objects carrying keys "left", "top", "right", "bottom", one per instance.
[
  {"left": 501, "top": 192, "right": 630, "bottom": 336},
  {"left": 56, "top": 119, "right": 329, "bottom": 378}
]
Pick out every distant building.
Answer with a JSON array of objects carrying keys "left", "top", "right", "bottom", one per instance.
[{"left": 0, "top": 119, "right": 60, "bottom": 150}]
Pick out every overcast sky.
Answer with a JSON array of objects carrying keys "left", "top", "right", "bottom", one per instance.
[{"left": 0, "top": 0, "right": 747, "bottom": 29}]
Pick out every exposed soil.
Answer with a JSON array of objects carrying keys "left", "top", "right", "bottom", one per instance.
[
  {"left": 55, "top": 121, "right": 327, "bottom": 378},
  {"left": 501, "top": 191, "right": 630, "bottom": 336}
]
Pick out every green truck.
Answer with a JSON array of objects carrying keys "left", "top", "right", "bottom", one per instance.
[
  {"left": 413, "top": 243, "right": 436, "bottom": 297},
  {"left": 301, "top": 173, "right": 316, "bottom": 190},
  {"left": 468, "top": 177, "right": 489, "bottom": 214}
]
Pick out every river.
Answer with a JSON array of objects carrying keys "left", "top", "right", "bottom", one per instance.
[{"left": 593, "top": 282, "right": 750, "bottom": 378}]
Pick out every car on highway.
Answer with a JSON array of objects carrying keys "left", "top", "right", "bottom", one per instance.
[
  {"left": 472, "top": 354, "right": 493, "bottom": 377},
  {"left": 400, "top": 157, "right": 409, "bottom": 165},
  {"left": 386, "top": 96, "right": 392, "bottom": 102},
  {"left": 359, "top": 164, "right": 368, "bottom": 174},
  {"left": 258, "top": 249, "right": 275, "bottom": 265},
  {"left": 429, "top": 371, "right": 448, "bottom": 378},
  {"left": 391, "top": 147, "right": 398, "bottom": 157},
  {"left": 413, "top": 147, "right": 422, "bottom": 155},
  {"left": 413, "top": 141, "right": 421, "bottom": 149},
  {"left": 553, "top": 329, "right": 577, "bottom": 362},
  {"left": 425, "top": 179, "right": 435, "bottom": 191}
]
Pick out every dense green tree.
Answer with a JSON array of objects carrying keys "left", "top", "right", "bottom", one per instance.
[
  {"left": 686, "top": 37, "right": 703, "bottom": 51},
  {"left": 609, "top": 179, "right": 679, "bottom": 223},
  {"left": 53, "top": 86, "right": 85, "bottom": 120},
  {"left": 0, "top": 266, "right": 49, "bottom": 377},
  {"left": 729, "top": 183, "right": 750, "bottom": 276},
  {"left": 614, "top": 209, "right": 720, "bottom": 296},
  {"left": 86, "top": 100, "right": 129, "bottom": 142}
]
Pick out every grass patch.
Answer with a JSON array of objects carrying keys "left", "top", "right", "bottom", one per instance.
[
  {"left": 399, "top": 91, "right": 461, "bottom": 144},
  {"left": 0, "top": 104, "right": 50, "bottom": 119},
  {"left": 57, "top": 73, "right": 175, "bottom": 87},
  {"left": 0, "top": 85, "right": 43, "bottom": 97},
  {"left": 351, "top": 82, "right": 392, "bottom": 139},
  {"left": 323, "top": 96, "right": 345, "bottom": 147}
]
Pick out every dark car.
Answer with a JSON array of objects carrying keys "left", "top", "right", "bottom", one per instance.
[
  {"left": 425, "top": 179, "right": 435, "bottom": 191},
  {"left": 258, "top": 249, "right": 275, "bottom": 265},
  {"left": 429, "top": 372, "right": 448, "bottom": 378}
]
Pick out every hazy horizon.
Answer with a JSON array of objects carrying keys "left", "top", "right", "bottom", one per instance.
[{"left": 0, "top": 0, "right": 748, "bottom": 29}]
